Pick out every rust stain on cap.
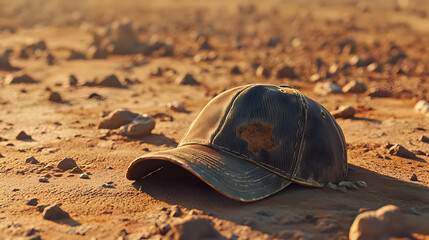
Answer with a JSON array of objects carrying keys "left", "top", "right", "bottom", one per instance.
[{"left": 237, "top": 122, "right": 279, "bottom": 155}]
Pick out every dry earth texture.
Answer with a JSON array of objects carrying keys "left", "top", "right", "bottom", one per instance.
[{"left": 0, "top": 0, "right": 428, "bottom": 239}]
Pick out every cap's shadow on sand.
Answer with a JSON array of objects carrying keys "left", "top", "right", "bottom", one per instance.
[{"left": 132, "top": 163, "right": 429, "bottom": 236}]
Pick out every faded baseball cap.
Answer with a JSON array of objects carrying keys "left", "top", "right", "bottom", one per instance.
[{"left": 127, "top": 84, "right": 347, "bottom": 202}]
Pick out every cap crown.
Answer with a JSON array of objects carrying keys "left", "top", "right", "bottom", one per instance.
[{"left": 179, "top": 84, "right": 347, "bottom": 186}]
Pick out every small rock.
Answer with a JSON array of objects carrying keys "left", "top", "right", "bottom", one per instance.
[
  {"left": 25, "top": 156, "right": 39, "bottom": 164},
  {"left": 57, "top": 158, "right": 78, "bottom": 170},
  {"left": 230, "top": 66, "right": 241, "bottom": 75},
  {"left": 410, "top": 174, "right": 418, "bottom": 181},
  {"left": 331, "top": 106, "right": 355, "bottom": 119},
  {"left": 414, "top": 100, "right": 429, "bottom": 114},
  {"left": 102, "top": 183, "right": 116, "bottom": 188},
  {"left": 97, "top": 74, "right": 123, "bottom": 88},
  {"left": 342, "top": 81, "right": 366, "bottom": 93},
  {"left": 0, "top": 153, "right": 4, "bottom": 158},
  {"left": 314, "top": 82, "right": 342, "bottom": 95},
  {"left": 168, "top": 102, "right": 185, "bottom": 112},
  {"left": 118, "top": 115, "right": 155, "bottom": 137},
  {"left": 69, "top": 74, "right": 78, "bottom": 86},
  {"left": 176, "top": 73, "right": 200, "bottom": 86},
  {"left": 43, "top": 205, "right": 70, "bottom": 220},
  {"left": 88, "top": 93, "right": 105, "bottom": 100},
  {"left": 16, "top": 131, "right": 32, "bottom": 140},
  {"left": 99, "top": 110, "right": 140, "bottom": 129},
  {"left": 6, "top": 74, "right": 38, "bottom": 84},
  {"left": 164, "top": 217, "right": 221, "bottom": 240},
  {"left": 309, "top": 73, "right": 321, "bottom": 82},
  {"left": 276, "top": 66, "right": 297, "bottom": 79},
  {"left": 356, "top": 181, "right": 368, "bottom": 189},
  {"left": 79, "top": 173, "right": 90, "bottom": 179},
  {"left": 70, "top": 167, "right": 83, "bottom": 174},
  {"left": 48, "top": 92, "right": 62, "bottom": 103},
  {"left": 349, "top": 205, "right": 408, "bottom": 240},
  {"left": 338, "top": 181, "right": 358, "bottom": 190},
  {"left": 325, "top": 182, "right": 337, "bottom": 190},
  {"left": 255, "top": 66, "right": 270, "bottom": 78},
  {"left": 419, "top": 135, "right": 429, "bottom": 143},
  {"left": 366, "top": 62, "right": 380, "bottom": 72},
  {"left": 150, "top": 66, "right": 163, "bottom": 76},
  {"left": 38, "top": 177, "right": 49, "bottom": 183},
  {"left": 389, "top": 144, "right": 416, "bottom": 159},
  {"left": 367, "top": 88, "right": 392, "bottom": 98},
  {"left": 27, "top": 198, "right": 38, "bottom": 206}
]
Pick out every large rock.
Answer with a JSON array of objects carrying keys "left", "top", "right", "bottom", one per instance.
[{"left": 349, "top": 205, "right": 409, "bottom": 240}]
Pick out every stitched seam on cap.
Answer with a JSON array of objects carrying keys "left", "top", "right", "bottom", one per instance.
[
  {"left": 291, "top": 90, "right": 309, "bottom": 180},
  {"left": 210, "top": 84, "right": 256, "bottom": 144}
]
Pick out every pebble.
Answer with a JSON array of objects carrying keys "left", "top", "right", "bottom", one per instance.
[
  {"left": 164, "top": 217, "right": 220, "bottom": 240},
  {"left": 349, "top": 205, "right": 408, "bottom": 240},
  {"left": 27, "top": 198, "right": 38, "bottom": 206},
  {"left": 48, "top": 92, "right": 62, "bottom": 103},
  {"left": 6, "top": 74, "right": 38, "bottom": 84},
  {"left": 43, "top": 205, "right": 70, "bottom": 220},
  {"left": 230, "top": 66, "right": 241, "bottom": 75},
  {"left": 118, "top": 114, "right": 155, "bottom": 137},
  {"left": 150, "top": 66, "right": 163, "bottom": 76},
  {"left": 57, "top": 158, "right": 78, "bottom": 170},
  {"left": 176, "top": 73, "right": 200, "bottom": 86},
  {"left": 102, "top": 182, "right": 116, "bottom": 188},
  {"left": 38, "top": 177, "right": 49, "bottom": 183},
  {"left": 69, "top": 74, "right": 78, "bottom": 86},
  {"left": 168, "top": 102, "right": 185, "bottom": 112},
  {"left": 70, "top": 166, "right": 83, "bottom": 174},
  {"left": 88, "top": 93, "right": 105, "bottom": 100},
  {"left": 414, "top": 100, "right": 429, "bottom": 114},
  {"left": 309, "top": 73, "right": 321, "bottom": 82},
  {"left": 342, "top": 81, "right": 366, "bottom": 93},
  {"left": 25, "top": 156, "right": 39, "bottom": 164},
  {"left": 325, "top": 182, "right": 337, "bottom": 190},
  {"left": 16, "top": 131, "right": 32, "bottom": 140},
  {"left": 410, "top": 174, "right": 418, "bottom": 181},
  {"left": 99, "top": 110, "right": 140, "bottom": 129},
  {"left": 97, "top": 74, "right": 123, "bottom": 88},
  {"left": 419, "top": 135, "right": 429, "bottom": 143},
  {"left": 314, "top": 82, "right": 342, "bottom": 95},
  {"left": 389, "top": 144, "right": 416, "bottom": 159},
  {"left": 79, "top": 173, "right": 90, "bottom": 179},
  {"left": 276, "top": 66, "right": 297, "bottom": 79},
  {"left": 331, "top": 105, "right": 355, "bottom": 119},
  {"left": 356, "top": 181, "right": 368, "bottom": 189}
]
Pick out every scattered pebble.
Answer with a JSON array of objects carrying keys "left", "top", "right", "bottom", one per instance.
[
  {"left": 410, "top": 174, "right": 418, "bottom": 181},
  {"left": 349, "top": 205, "right": 408, "bottom": 240},
  {"left": 419, "top": 135, "right": 429, "bottom": 143},
  {"left": 57, "top": 158, "right": 78, "bottom": 171},
  {"left": 168, "top": 102, "right": 185, "bottom": 112},
  {"left": 102, "top": 182, "right": 116, "bottom": 188},
  {"left": 48, "top": 92, "right": 62, "bottom": 103},
  {"left": 331, "top": 105, "right": 355, "bottom": 119},
  {"left": 276, "top": 66, "right": 296, "bottom": 79},
  {"left": 342, "top": 81, "right": 366, "bottom": 93},
  {"left": 176, "top": 73, "right": 200, "bottom": 86},
  {"left": 70, "top": 166, "right": 83, "bottom": 174},
  {"left": 69, "top": 74, "right": 78, "bottom": 86},
  {"left": 38, "top": 177, "right": 49, "bottom": 183},
  {"left": 97, "top": 74, "right": 123, "bottom": 88},
  {"left": 6, "top": 74, "right": 38, "bottom": 84},
  {"left": 309, "top": 73, "right": 321, "bottom": 82},
  {"left": 43, "top": 205, "right": 70, "bottom": 220},
  {"left": 230, "top": 66, "right": 241, "bottom": 75},
  {"left": 356, "top": 181, "right": 368, "bottom": 189},
  {"left": 414, "top": 100, "right": 429, "bottom": 114},
  {"left": 46, "top": 53, "right": 55, "bottom": 65},
  {"left": 314, "top": 82, "right": 342, "bottom": 95},
  {"left": 27, "top": 198, "right": 38, "bottom": 206},
  {"left": 25, "top": 156, "right": 39, "bottom": 164},
  {"left": 16, "top": 131, "right": 32, "bottom": 140},
  {"left": 79, "top": 173, "right": 90, "bottom": 179},
  {"left": 388, "top": 144, "right": 416, "bottom": 159},
  {"left": 88, "top": 93, "right": 105, "bottom": 100}
]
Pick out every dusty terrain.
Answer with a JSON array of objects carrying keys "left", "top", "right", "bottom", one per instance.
[{"left": 0, "top": 0, "right": 429, "bottom": 239}]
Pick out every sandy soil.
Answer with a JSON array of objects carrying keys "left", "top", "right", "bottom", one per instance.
[{"left": 0, "top": 0, "right": 428, "bottom": 239}]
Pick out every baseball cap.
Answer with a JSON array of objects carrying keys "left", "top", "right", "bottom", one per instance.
[{"left": 127, "top": 84, "right": 347, "bottom": 202}]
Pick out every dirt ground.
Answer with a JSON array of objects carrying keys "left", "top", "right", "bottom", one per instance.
[{"left": 0, "top": 0, "right": 429, "bottom": 239}]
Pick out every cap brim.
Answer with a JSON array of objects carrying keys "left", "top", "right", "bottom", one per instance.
[{"left": 126, "top": 144, "right": 292, "bottom": 202}]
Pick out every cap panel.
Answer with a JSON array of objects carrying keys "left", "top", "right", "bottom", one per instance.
[
  {"left": 292, "top": 97, "right": 347, "bottom": 186},
  {"left": 211, "top": 85, "right": 303, "bottom": 176},
  {"left": 179, "top": 85, "right": 251, "bottom": 146}
]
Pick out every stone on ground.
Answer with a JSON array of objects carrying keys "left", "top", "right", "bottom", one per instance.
[
  {"left": 97, "top": 74, "right": 123, "bottom": 88},
  {"left": 99, "top": 110, "right": 140, "bottom": 129},
  {"left": 57, "top": 158, "right": 78, "bottom": 171},
  {"left": 43, "top": 205, "right": 70, "bottom": 220},
  {"left": 342, "top": 81, "right": 366, "bottom": 93},
  {"left": 176, "top": 73, "right": 200, "bottom": 86},
  {"left": 6, "top": 74, "right": 38, "bottom": 84},
  {"left": 48, "top": 92, "right": 62, "bottom": 103},
  {"left": 331, "top": 106, "right": 355, "bottom": 119},
  {"left": 314, "top": 82, "right": 342, "bottom": 95},
  {"left": 16, "top": 131, "right": 32, "bottom": 140},
  {"left": 414, "top": 100, "right": 429, "bottom": 114},
  {"left": 118, "top": 114, "right": 155, "bottom": 137},
  {"left": 388, "top": 144, "right": 415, "bottom": 159}
]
